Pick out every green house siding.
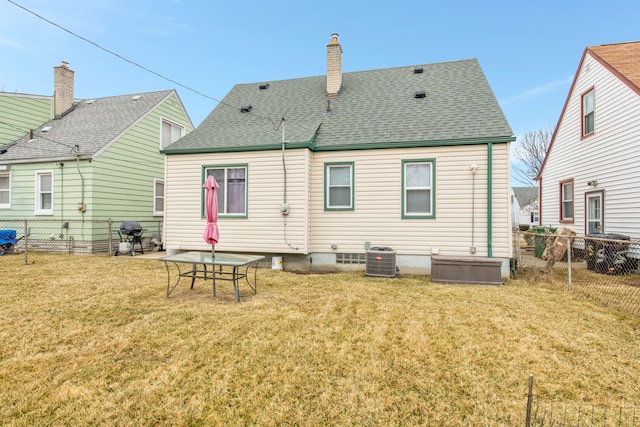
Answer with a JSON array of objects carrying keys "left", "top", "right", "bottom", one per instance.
[
  {"left": 0, "top": 92, "right": 193, "bottom": 251},
  {"left": 88, "top": 93, "right": 193, "bottom": 221},
  {"left": 0, "top": 94, "right": 53, "bottom": 146}
]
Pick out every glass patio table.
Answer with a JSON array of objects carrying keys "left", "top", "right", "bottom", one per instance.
[{"left": 159, "top": 251, "right": 265, "bottom": 302}]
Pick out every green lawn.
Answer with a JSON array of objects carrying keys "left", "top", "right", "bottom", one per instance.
[{"left": 1, "top": 255, "right": 639, "bottom": 425}]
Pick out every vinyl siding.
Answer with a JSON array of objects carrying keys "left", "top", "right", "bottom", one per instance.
[
  {"left": 0, "top": 94, "right": 53, "bottom": 145},
  {"left": 310, "top": 144, "right": 511, "bottom": 258},
  {"left": 164, "top": 143, "right": 512, "bottom": 258},
  {"left": 90, "top": 93, "right": 193, "bottom": 220},
  {"left": 164, "top": 149, "right": 310, "bottom": 254},
  {"left": 0, "top": 93, "right": 193, "bottom": 227},
  {"left": 540, "top": 54, "right": 640, "bottom": 238}
]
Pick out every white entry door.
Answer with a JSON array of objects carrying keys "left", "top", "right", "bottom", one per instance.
[{"left": 586, "top": 192, "right": 603, "bottom": 234}]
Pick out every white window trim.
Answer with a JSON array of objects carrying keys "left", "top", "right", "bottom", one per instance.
[
  {"left": 160, "top": 117, "right": 185, "bottom": 149},
  {"left": 35, "top": 170, "right": 54, "bottom": 216},
  {"left": 0, "top": 170, "right": 10, "bottom": 209},
  {"left": 582, "top": 89, "right": 594, "bottom": 137},
  {"left": 153, "top": 178, "right": 165, "bottom": 216},
  {"left": 560, "top": 180, "right": 574, "bottom": 222}
]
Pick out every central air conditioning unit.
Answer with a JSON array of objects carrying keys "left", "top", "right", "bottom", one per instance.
[{"left": 365, "top": 247, "right": 397, "bottom": 278}]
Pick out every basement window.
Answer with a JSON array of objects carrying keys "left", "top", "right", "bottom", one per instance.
[
  {"left": 414, "top": 91, "right": 426, "bottom": 99},
  {"left": 240, "top": 105, "right": 252, "bottom": 113},
  {"left": 336, "top": 253, "right": 366, "bottom": 265}
]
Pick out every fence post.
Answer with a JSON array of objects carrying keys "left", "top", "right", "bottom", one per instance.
[
  {"left": 23, "top": 219, "right": 29, "bottom": 265},
  {"left": 526, "top": 374, "right": 534, "bottom": 427},
  {"left": 567, "top": 236, "right": 572, "bottom": 292},
  {"left": 108, "top": 219, "right": 113, "bottom": 255}
]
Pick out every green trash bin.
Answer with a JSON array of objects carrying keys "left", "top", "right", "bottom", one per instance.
[{"left": 533, "top": 226, "right": 557, "bottom": 259}]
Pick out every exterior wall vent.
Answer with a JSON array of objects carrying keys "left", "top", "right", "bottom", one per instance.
[
  {"left": 414, "top": 90, "right": 426, "bottom": 99},
  {"left": 240, "top": 105, "right": 252, "bottom": 113}
]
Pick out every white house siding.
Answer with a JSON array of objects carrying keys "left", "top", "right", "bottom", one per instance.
[
  {"left": 310, "top": 143, "right": 511, "bottom": 259},
  {"left": 540, "top": 54, "right": 640, "bottom": 238},
  {"left": 164, "top": 143, "right": 512, "bottom": 275},
  {"left": 164, "top": 149, "right": 311, "bottom": 254}
]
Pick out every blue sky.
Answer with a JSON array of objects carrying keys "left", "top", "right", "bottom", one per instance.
[{"left": 2, "top": 0, "right": 640, "bottom": 144}]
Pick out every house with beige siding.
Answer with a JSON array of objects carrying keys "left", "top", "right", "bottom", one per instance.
[
  {"left": 537, "top": 41, "right": 640, "bottom": 240},
  {"left": 0, "top": 63, "right": 193, "bottom": 253},
  {"left": 162, "top": 34, "right": 515, "bottom": 276}
]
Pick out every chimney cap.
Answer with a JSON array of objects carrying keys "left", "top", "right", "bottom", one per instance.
[{"left": 330, "top": 33, "right": 340, "bottom": 45}]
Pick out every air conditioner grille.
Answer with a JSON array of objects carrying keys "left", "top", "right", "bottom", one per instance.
[{"left": 365, "top": 247, "right": 396, "bottom": 277}]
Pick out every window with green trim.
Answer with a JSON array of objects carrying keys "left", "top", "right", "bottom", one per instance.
[
  {"left": 325, "top": 162, "right": 354, "bottom": 210},
  {"left": 205, "top": 166, "right": 247, "bottom": 216},
  {"left": 402, "top": 159, "right": 434, "bottom": 218}
]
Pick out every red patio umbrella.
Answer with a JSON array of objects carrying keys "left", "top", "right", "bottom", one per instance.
[{"left": 202, "top": 175, "right": 220, "bottom": 256}]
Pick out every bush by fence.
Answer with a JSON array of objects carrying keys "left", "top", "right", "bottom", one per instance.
[{"left": 0, "top": 218, "right": 163, "bottom": 265}]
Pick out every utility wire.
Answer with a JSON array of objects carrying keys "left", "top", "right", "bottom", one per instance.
[{"left": 6, "top": 0, "right": 281, "bottom": 131}]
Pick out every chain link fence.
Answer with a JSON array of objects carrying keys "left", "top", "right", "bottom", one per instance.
[
  {"left": 0, "top": 218, "right": 163, "bottom": 265},
  {"left": 514, "top": 229, "right": 640, "bottom": 317},
  {"left": 526, "top": 375, "right": 639, "bottom": 426}
]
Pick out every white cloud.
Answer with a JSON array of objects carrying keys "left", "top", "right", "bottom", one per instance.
[{"left": 501, "top": 75, "right": 573, "bottom": 105}]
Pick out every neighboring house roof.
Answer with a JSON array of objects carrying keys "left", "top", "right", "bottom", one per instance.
[
  {"left": 512, "top": 187, "right": 538, "bottom": 208},
  {"left": 164, "top": 58, "right": 514, "bottom": 153},
  {"left": 589, "top": 41, "right": 640, "bottom": 92},
  {"left": 536, "top": 40, "right": 640, "bottom": 179},
  {"left": 0, "top": 90, "right": 179, "bottom": 164}
]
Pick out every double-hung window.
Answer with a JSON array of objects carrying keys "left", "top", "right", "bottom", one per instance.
[
  {"left": 35, "top": 171, "right": 53, "bottom": 215},
  {"left": 161, "top": 119, "right": 184, "bottom": 149},
  {"left": 0, "top": 171, "right": 10, "bottom": 208},
  {"left": 560, "top": 179, "right": 574, "bottom": 222},
  {"left": 402, "top": 159, "right": 435, "bottom": 218},
  {"left": 153, "top": 179, "right": 165, "bottom": 216},
  {"left": 582, "top": 89, "right": 594, "bottom": 137},
  {"left": 205, "top": 166, "right": 247, "bottom": 216},
  {"left": 325, "top": 162, "right": 354, "bottom": 210}
]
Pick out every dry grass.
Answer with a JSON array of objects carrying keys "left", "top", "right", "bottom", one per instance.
[{"left": 1, "top": 255, "right": 639, "bottom": 426}]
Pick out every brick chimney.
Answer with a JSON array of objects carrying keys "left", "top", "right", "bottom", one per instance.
[
  {"left": 326, "top": 33, "right": 342, "bottom": 98},
  {"left": 54, "top": 61, "right": 74, "bottom": 118}
]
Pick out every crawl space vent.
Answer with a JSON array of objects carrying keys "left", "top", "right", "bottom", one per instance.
[{"left": 365, "top": 247, "right": 397, "bottom": 278}]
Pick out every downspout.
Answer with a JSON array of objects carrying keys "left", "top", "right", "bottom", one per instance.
[
  {"left": 469, "top": 164, "right": 480, "bottom": 254},
  {"left": 76, "top": 155, "right": 86, "bottom": 241},
  {"left": 487, "top": 142, "right": 493, "bottom": 257}
]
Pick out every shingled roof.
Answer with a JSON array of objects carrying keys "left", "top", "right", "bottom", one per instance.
[
  {"left": 512, "top": 187, "right": 538, "bottom": 207},
  {"left": 0, "top": 90, "right": 175, "bottom": 163},
  {"left": 588, "top": 41, "right": 640, "bottom": 91},
  {"left": 164, "top": 58, "right": 513, "bottom": 154}
]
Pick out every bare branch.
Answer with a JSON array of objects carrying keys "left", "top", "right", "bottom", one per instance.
[{"left": 512, "top": 126, "right": 553, "bottom": 185}]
